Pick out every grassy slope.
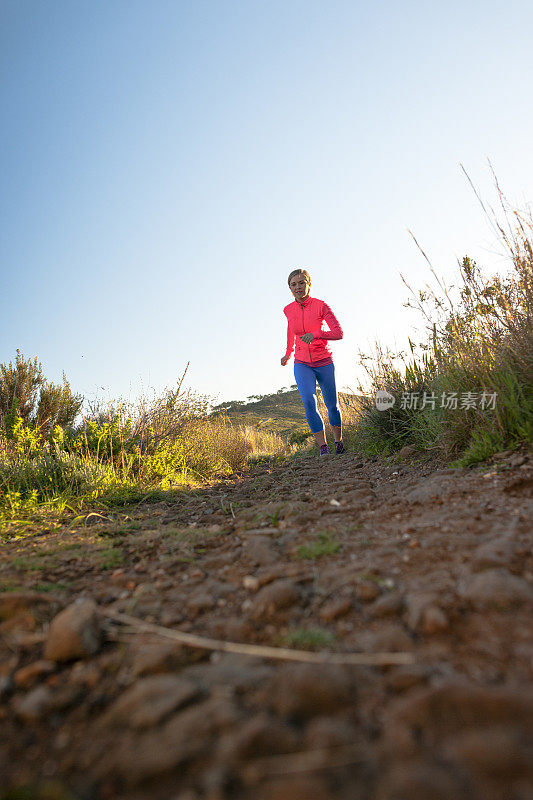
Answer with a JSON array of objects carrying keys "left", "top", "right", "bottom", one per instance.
[{"left": 214, "top": 389, "right": 362, "bottom": 435}]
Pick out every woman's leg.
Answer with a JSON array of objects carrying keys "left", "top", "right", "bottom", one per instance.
[
  {"left": 293, "top": 362, "right": 326, "bottom": 446},
  {"left": 315, "top": 363, "right": 343, "bottom": 442}
]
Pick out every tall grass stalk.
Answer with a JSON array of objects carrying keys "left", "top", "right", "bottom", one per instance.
[{"left": 353, "top": 176, "right": 532, "bottom": 464}]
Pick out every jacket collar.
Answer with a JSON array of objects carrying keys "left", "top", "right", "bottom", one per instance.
[{"left": 295, "top": 294, "right": 313, "bottom": 307}]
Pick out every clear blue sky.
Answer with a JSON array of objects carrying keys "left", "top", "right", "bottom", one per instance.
[{"left": 2, "top": 0, "right": 532, "bottom": 410}]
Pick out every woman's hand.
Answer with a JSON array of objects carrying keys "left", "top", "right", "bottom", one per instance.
[
  {"left": 300, "top": 332, "right": 315, "bottom": 343},
  {"left": 280, "top": 355, "right": 289, "bottom": 366}
]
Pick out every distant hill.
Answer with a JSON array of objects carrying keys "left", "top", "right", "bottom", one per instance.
[{"left": 210, "top": 387, "right": 362, "bottom": 436}]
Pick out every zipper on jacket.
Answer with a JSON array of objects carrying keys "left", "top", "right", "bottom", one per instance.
[{"left": 301, "top": 303, "right": 313, "bottom": 364}]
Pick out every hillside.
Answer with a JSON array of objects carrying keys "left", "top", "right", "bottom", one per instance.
[{"left": 212, "top": 388, "right": 362, "bottom": 436}]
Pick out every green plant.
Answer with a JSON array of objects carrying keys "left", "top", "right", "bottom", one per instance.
[
  {"left": 0, "top": 350, "right": 82, "bottom": 435},
  {"left": 353, "top": 178, "right": 533, "bottom": 465},
  {"left": 297, "top": 531, "right": 340, "bottom": 559},
  {"left": 281, "top": 627, "right": 335, "bottom": 650},
  {"left": 98, "top": 546, "right": 125, "bottom": 570}
]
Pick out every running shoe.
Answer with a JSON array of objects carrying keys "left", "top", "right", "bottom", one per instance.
[
  {"left": 320, "top": 444, "right": 331, "bottom": 456},
  {"left": 334, "top": 441, "right": 346, "bottom": 454}
]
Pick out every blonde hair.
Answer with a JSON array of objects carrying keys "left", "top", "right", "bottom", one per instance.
[{"left": 287, "top": 268, "right": 311, "bottom": 288}]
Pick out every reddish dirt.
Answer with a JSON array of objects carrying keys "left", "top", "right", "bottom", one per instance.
[{"left": 0, "top": 446, "right": 532, "bottom": 799}]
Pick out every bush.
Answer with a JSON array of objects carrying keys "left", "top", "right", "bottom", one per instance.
[
  {"left": 354, "top": 180, "right": 533, "bottom": 464},
  {"left": 0, "top": 350, "right": 82, "bottom": 436}
]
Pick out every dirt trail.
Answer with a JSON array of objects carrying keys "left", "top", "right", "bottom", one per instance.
[{"left": 1, "top": 447, "right": 532, "bottom": 799}]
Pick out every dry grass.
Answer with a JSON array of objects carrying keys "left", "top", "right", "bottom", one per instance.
[{"left": 352, "top": 173, "right": 533, "bottom": 463}]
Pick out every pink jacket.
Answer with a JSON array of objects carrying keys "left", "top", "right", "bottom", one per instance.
[{"left": 283, "top": 296, "right": 343, "bottom": 365}]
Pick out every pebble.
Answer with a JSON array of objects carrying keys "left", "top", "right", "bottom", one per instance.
[
  {"left": 459, "top": 569, "right": 533, "bottom": 610},
  {"left": 471, "top": 536, "right": 518, "bottom": 572},
  {"left": 14, "top": 660, "right": 56, "bottom": 689},
  {"left": 44, "top": 598, "right": 102, "bottom": 662},
  {"left": 0, "top": 591, "right": 59, "bottom": 622},
  {"left": 102, "top": 674, "right": 199, "bottom": 728},
  {"left": 356, "top": 581, "right": 380, "bottom": 602},
  {"left": 218, "top": 712, "right": 299, "bottom": 761},
  {"left": 386, "top": 665, "right": 431, "bottom": 692},
  {"left": 130, "top": 641, "right": 183, "bottom": 677},
  {"left": 267, "top": 663, "right": 355, "bottom": 717},
  {"left": 242, "top": 537, "right": 277, "bottom": 566},
  {"left": 422, "top": 606, "right": 449, "bottom": 634},
  {"left": 250, "top": 580, "right": 302, "bottom": 620},
  {"left": 369, "top": 593, "right": 404, "bottom": 618},
  {"left": 13, "top": 685, "right": 53, "bottom": 722},
  {"left": 187, "top": 593, "right": 216, "bottom": 615},
  {"left": 319, "top": 596, "right": 353, "bottom": 621}
]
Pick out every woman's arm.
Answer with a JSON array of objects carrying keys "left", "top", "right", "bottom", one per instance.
[
  {"left": 285, "top": 320, "right": 296, "bottom": 358},
  {"left": 312, "top": 301, "right": 343, "bottom": 340}
]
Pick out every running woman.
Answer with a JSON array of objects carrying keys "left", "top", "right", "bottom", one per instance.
[{"left": 280, "top": 268, "right": 345, "bottom": 455}]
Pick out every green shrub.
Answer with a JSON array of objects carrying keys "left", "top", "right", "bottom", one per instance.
[{"left": 354, "top": 185, "right": 533, "bottom": 464}]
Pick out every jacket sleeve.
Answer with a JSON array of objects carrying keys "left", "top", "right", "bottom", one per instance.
[
  {"left": 285, "top": 317, "right": 296, "bottom": 359},
  {"left": 312, "top": 301, "right": 343, "bottom": 340}
]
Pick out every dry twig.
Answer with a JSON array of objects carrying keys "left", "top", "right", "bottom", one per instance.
[{"left": 101, "top": 608, "right": 415, "bottom": 666}]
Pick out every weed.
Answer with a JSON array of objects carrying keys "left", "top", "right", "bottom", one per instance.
[
  {"left": 98, "top": 546, "right": 125, "bottom": 570},
  {"left": 280, "top": 627, "right": 336, "bottom": 650},
  {"left": 297, "top": 531, "right": 340, "bottom": 560},
  {"left": 267, "top": 507, "right": 283, "bottom": 527},
  {"left": 33, "top": 582, "right": 71, "bottom": 592},
  {"left": 11, "top": 555, "right": 51, "bottom": 572}
]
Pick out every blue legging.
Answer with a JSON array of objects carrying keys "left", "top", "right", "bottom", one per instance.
[{"left": 294, "top": 362, "right": 342, "bottom": 434}]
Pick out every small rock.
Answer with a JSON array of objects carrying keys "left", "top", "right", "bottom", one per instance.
[
  {"left": 102, "top": 675, "right": 199, "bottom": 728},
  {"left": 422, "top": 606, "right": 449, "bottom": 634},
  {"left": 131, "top": 641, "right": 184, "bottom": 677},
  {"left": 219, "top": 712, "right": 299, "bottom": 761},
  {"left": 386, "top": 665, "right": 431, "bottom": 692},
  {"left": 0, "top": 675, "right": 14, "bottom": 699},
  {"left": 13, "top": 684, "right": 53, "bottom": 722},
  {"left": 404, "top": 593, "right": 440, "bottom": 632},
  {"left": 442, "top": 725, "right": 532, "bottom": 776},
  {"left": 459, "top": 569, "right": 533, "bottom": 610},
  {"left": 44, "top": 598, "right": 102, "bottom": 662},
  {"left": 243, "top": 576, "right": 260, "bottom": 591},
  {"left": 267, "top": 663, "right": 354, "bottom": 717},
  {"left": 376, "top": 761, "right": 466, "bottom": 800},
  {"left": 0, "top": 591, "right": 61, "bottom": 633},
  {"left": 369, "top": 593, "right": 404, "bottom": 618},
  {"left": 404, "top": 474, "right": 456, "bottom": 504},
  {"left": 471, "top": 536, "right": 518, "bottom": 572},
  {"left": 250, "top": 580, "right": 302, "bottom": 620},
  {"left": 319, "top": 596, "right": 353, "bottom": 621},
  {"left": 207, "top": 617, "right": 251, "bottom": 641},
  {"left": 14, "top": 660, "right": 56, "bottom": 689},
  {"left": 187, "top": 593, "right": 216, "bottom": 615},
  {"left": 357, "top": 581, "right": 380, "bottom": 602},
  {"left": 94, "top": 696, "right": 241, "bottom": 783},
  {"left": 70, "top": 661, "right": 102, "bottom": 688},
  {"left": 358, "top": 623, "right": 413, "bottom": 653},
  {"left": 305, "top": 716, "right": 358, "bottom": 748},
  {"left": 242, "top": 537, "right": 277, "bottom": 566},
  {"left": 386, "top": 680, "right": 533, "bottom": 738},
  {"left": 0, "top": 591, "right": 59, "bottom": 622}
]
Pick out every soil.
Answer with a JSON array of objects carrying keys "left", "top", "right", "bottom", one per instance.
[{"left": 0, "top": 446, "right": 532, "bottom": 799}]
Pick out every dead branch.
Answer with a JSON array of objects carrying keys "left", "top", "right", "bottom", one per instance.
[{"left": 100, "top": 608, "right": 415, "bottom": 666}]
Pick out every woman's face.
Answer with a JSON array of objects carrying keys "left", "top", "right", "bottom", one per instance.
[{"left": 289, "top": 273, "right": 310, "bottom": 301}]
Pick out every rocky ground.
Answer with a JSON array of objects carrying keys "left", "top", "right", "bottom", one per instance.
[{"left": 0, "top": 445, "right": 532, "bottom": 800}]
